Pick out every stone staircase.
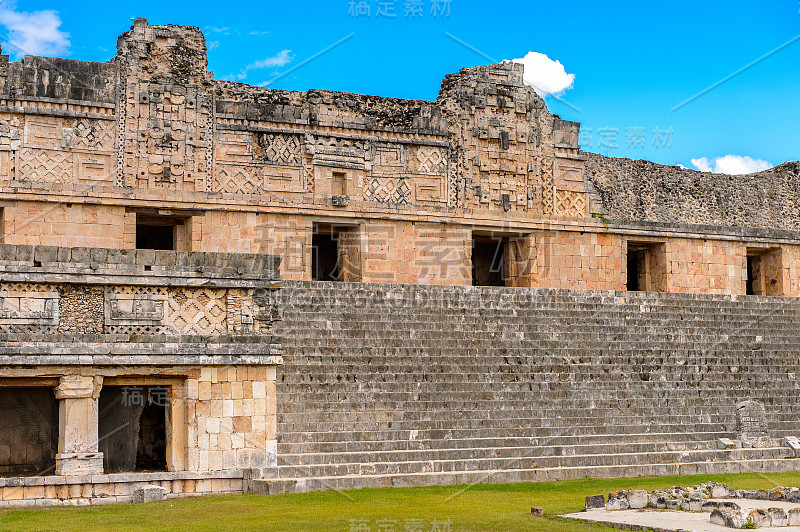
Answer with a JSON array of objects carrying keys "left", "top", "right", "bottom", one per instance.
[{"left": 255, "top": 282, "right": 800, "bottom": 494}]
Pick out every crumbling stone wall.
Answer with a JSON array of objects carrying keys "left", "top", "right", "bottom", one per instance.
[{"left": 585, "top": 153, "right": 800, "bottom": 230}]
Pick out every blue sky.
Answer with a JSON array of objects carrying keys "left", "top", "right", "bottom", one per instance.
[{"left": 1, "top": 0, "right": 798, "bottom": 172}]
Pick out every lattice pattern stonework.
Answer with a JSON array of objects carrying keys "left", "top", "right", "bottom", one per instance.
[
  {"left": 213, "top": 166, "right": 261, "bottom": 194},
  {"left": 258, "top": 134, "right": 303, "bottom": 165},
  {"left": 554, "top": 189, "right": 587, "bottom": 217},
  {"left": 73, "top": 118, "right": 115, "bottom": 151},
  {"left": 166, "top": 287, "right": 227, "bottom": 335},
  {"left": 17, "top": 148, "right": 74, "bottom": 183},
  {"left": 409, "top": 145, "right": 447, "bottom": 175},
  {"left": 364, "top": 177, "right": 411, "bottom": 204}
]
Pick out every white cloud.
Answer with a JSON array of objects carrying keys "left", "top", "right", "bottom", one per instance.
[
  {"left": 248, "top": 30, "right": 269, "bottom": 36},
  {"left": 509, "top": 51, "right": 574, "bottom": 97},
  {"left": 235, "top": 49, "right": 293, "bottom": 80},
  {"left": 0, "top": 2, "right": 69, "bottom": 57},
  {"left": 208, "top": 40, "right": 220, "bottom": 51},
  {"left": 690, "top": 155, "right": 773, "bottom": 175}
]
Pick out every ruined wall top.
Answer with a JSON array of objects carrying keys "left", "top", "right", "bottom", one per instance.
[
  {"left": 116, "top": 18, "right": 210, "bottom": 86},
  {"left": 585, "top": 153, "right": 800, "bottom": 231}
]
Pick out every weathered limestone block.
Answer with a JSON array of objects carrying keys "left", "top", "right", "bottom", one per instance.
[
  {"left": 769, "top": 507, "right": 789, "bottom": 526},
  {"left": 709, "top": 508, "right": 726, "bottom": 526},
  {"left": 711, "top": 483, "right": 735, "bottom": 498},
  {"left": 788, "top": 508, "right": 800, "bottom": 525},
  {"left": 748, "top": 509, "right": 771, "bottom": 528},
  {"left": 584, "top": 494, "right": 604, "bottom": 510},
  {"left": 132, "top": 485, "right": 167, "bottom": 504},
  {"left": 626, "top": 489, "right": 647, "bottom": 509},
  {"left": 605, "top": 497, "right": 629, "bottom": 511}
]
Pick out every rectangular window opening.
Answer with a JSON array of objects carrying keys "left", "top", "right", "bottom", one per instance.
[
  {"left": 136, "top": 214, "right": 186, "bottom": 251},
  {"left": 99, "top": 385, "right": 169, "bottom": 473},
  {"left": 0, "top": 387, "right": 58, "bottom": 477},
  {"left": 472, "top": 237, "right": 507, "bottom": 287}
]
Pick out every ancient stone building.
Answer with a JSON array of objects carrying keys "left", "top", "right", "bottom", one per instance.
[{"left": 0, "top": 19, "right": 799, "bottom": 504}]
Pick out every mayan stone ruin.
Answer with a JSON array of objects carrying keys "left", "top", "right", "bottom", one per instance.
[{"left": 0, "top": 18, "right": 799, "bottom": 505}]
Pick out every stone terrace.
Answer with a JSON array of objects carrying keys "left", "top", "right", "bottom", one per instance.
[{"left": 258, "top": 282, "right": 800, "bottom": 493}]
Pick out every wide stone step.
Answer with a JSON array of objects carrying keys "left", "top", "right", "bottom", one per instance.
[
  {"left": 273, "top": 447, "right": 791, "bottom": 478},
  {"left": 276, "top": 431, "right": 737, "bottom": 454},
  {"left": 251, "top": 457, "right": 800, "bottom": 495},
  {"left": 277, "top": 439, "right": 744, "bottom": 466},
  {"left": 276, "top": 418, "right": 731, "bottom": 435}
]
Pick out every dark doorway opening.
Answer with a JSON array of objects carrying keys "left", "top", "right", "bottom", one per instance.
[
  {"left": 98, "top": 385, "right": 169, "bottom": 473},
  {"left": 472, "top": 238, "right": 506, "bottom": 286},
  {"left": 312, "top": 232, "right": 340, "bottom": 281},
  {"left": 0, "top": 387, "right": 58, "bottom": 477},
  {"left": 312, "top": 224, "right": 361, "bottom": 282},
  {"left": 626, "top": 249, "right": 644, "bottom": 291},
  {"left": 746, "top": 255, "right": 758, "bottom": 295}
]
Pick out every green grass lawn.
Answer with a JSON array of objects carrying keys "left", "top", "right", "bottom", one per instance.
[{"left": 3, "top": 472, "right": 800, "bottom": 531}]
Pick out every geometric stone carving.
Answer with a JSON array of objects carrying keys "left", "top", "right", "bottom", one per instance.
[
  {"left": 17, "top": 148, "right": 74, "bottom": 184},
  {"left": 213, "top": 165, "right": 261, "bottom": 194},
  {"left": 373, "top": 144, "right": 404, "bottom": 174},
  {"left": 414, "top": 176, "right": 445, "bottom": 204},
  {"left": 74, "top": 154, "right": 113, "bottom": 184},
  {"left": 24, "top": 117, "right": 62, "bottom": 149},
  {"left": 364, "top": 176, "right": 411, "bottom": 204},
  {"left": 554, "top": 188, "right": 587, "bottom": 217},
  {"left": 104, "top": 286, "right": 167, "bottom": 326},
  {"left": 73, "top": 118, "right": 115, "bottom": 151},
  {"left": 0, "top": 284, "right": 59, "bottom": 325},
  {"left": 408, "top": 145, "right": 446, "bottom": 175},
  {"left": 166, "top": 287, "right": 227, "bottom": 335},
  {"left": 257, "top": 133, "right": 303, "bottom": 165},
  {"left": 262, "top": 164, "right": 305, "bottom": 193}
]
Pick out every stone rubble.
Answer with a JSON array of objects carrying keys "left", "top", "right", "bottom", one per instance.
[{"left": 594, "top": 482, "right": 800, "bottom": 529}]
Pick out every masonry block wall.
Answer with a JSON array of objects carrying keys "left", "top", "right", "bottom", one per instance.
[{"left": 0, "top": 19, "right": 793, "bottom": 290}]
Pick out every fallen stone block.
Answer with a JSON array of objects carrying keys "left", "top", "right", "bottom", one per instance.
[
  {"left": 788, "top": 507, "right": 800, "bottom": 525},
  {"left": 626, "top": 489, "right": 648, "bottom": 509},
  {"left": 132, "top": 485, "right": 167, "bottom": 504},
  {"left": 709, "top": 508, "right": 727, "bottom": 526},
  {"left": 605, "top": 497, "right": 629, "bottom": 511},
  {"left": 584, "top": 494, "right": 604, "bottom": 510},
  {"left": 748, "top": 508, "right": 771, "bottom": 528},
  {"left": 711, "top": 483, "right": 734, "bottom": 498},
  {"left": 770, "top": 487, "right": 787, "bottom": 501},
  {"left": 725, "top": 509, "right": 747, "bottom": 529},
  {"left": 530, "top": 506, "right": 544, "bottom": 516},
  {"left": 769, "top": 507, "right": 788, "bottom": 526}
]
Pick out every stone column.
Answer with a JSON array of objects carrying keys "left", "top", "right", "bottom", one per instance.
[{"left": 55, "top": 375, "right": 104, "bottom": 476}]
